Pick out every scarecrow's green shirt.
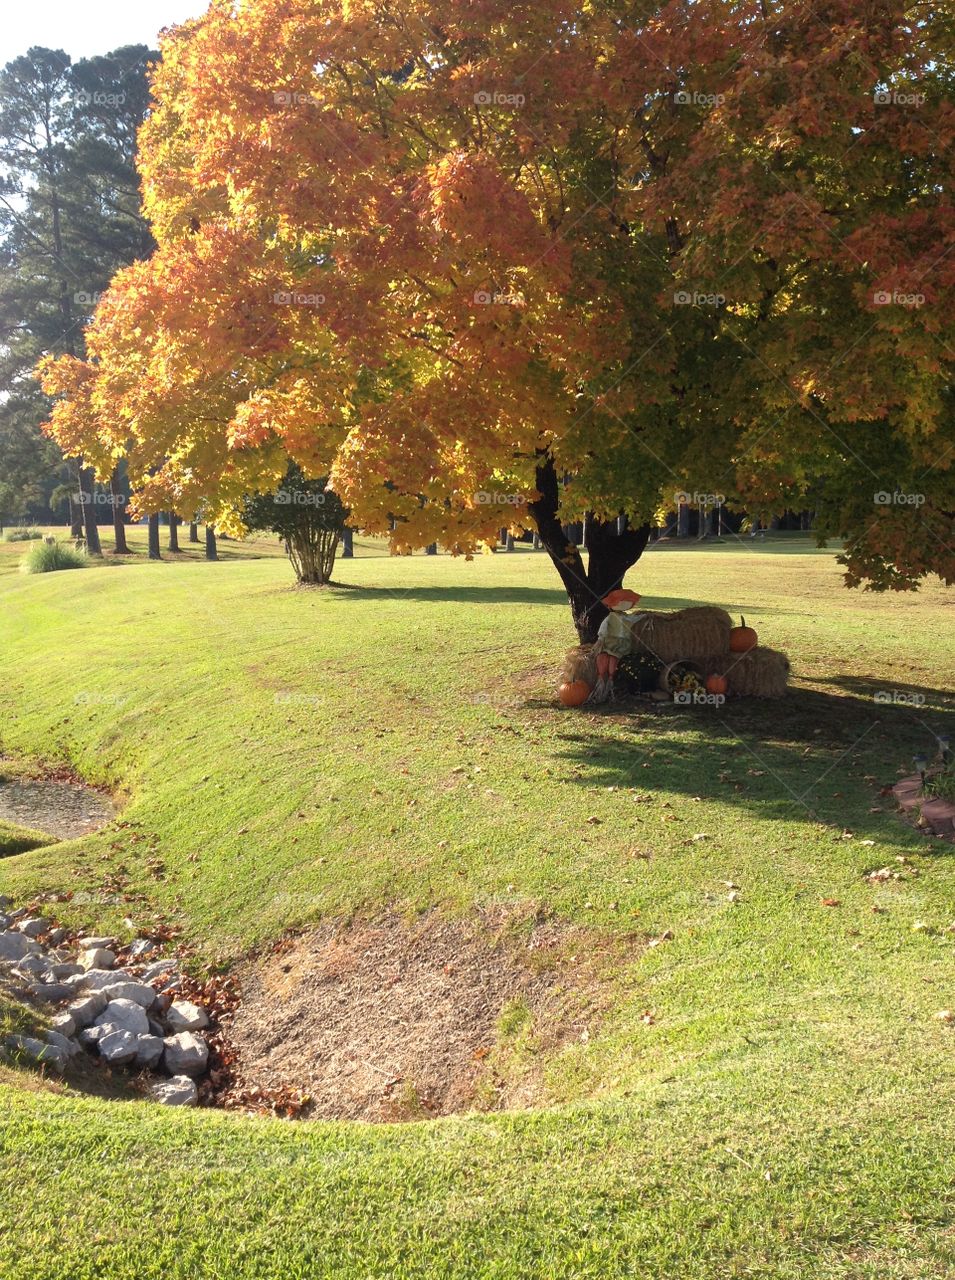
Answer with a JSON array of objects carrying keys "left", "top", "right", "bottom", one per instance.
[{"left": 597, "top": 609, "right": 635, "bottom": 658}]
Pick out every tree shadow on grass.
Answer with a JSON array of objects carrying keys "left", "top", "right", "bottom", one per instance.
[
  {"left": 328, "top": 583, "right": 794, "bottom": 614},
  {"left": 542, "top": 683, "right": 955, "bottom": 846}
]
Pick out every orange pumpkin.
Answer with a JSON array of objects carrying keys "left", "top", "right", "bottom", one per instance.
[
  {"left": 558, "top": 680, "right": 591, "bottom": 707},
  {"left": 729, "top": 615, "right": 757, "bottom": 653},
  {"left": 705, "top": 673, "right": 728, "bottom": 696}
]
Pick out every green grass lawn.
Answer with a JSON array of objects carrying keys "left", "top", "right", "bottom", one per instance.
[{"left": 1, "top": 534, "right": 954, "bottom": 1279}]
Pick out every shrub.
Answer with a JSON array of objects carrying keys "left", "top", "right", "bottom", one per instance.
[
  {"left": 20, "top": 540, "right": 87, "bottom": 574},
  {"left": 4, "top": 528, "right": 42, "bottom": 542},
  {"left": 244, "top": 463, "right": 349, "bottom": 585}
]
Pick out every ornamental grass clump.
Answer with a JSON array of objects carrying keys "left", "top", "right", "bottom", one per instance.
[{"left": 20, "top": 539, "right": 87, "bottom": 574}]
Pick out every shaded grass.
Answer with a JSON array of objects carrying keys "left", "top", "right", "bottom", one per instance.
[
  {"left": 0, "top": 539, "right": 953, "bottom": 1277},
  {"left": 0, "top": 819, "right": 55, "bottom": 858}
]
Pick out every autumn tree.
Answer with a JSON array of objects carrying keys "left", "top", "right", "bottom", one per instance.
[{"left": 39, "top": 0, "right": 954, "bottom": 639}]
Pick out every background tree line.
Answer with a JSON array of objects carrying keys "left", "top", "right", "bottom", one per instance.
[{"left": 0, "top": 43, "right": 153, "bottom": 551}]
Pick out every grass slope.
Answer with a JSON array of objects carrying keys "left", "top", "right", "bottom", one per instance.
[
  {"left": 1, "top": 536, "right": 954, "bottom": 1279},
  {"left": 0, "top": 819, "right": 55, "bottom": 858}
]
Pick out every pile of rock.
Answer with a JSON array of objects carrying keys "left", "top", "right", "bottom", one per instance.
[{"left": 0, "top": 897, "right": 211, "bottom": 1107}]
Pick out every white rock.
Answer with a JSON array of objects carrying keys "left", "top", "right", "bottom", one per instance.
[
  {"left": 51, "top": 1013, "right": 77, "bottom": 1038},
  {"left": 45, "top": 1030, "right": 80, "bottom": 1057},
  {"left": 28, "top": 981, "right": 74, "bottom": 1003},
  {"left": 140, "top": 959, "right": 178, "bottom": 982},
  {"left": 166, "top": 1000, "right": 209, "bottom": 1033},
  {"left": 0, "top": 932, "right": 41, "bottom": 962},
  {"left": 80, "top": 948, "right": 116, "bottom": 971},
  {"left": 17, "top": 917, "right": 50, "bottom": 939},
  {"left": 150, "top": 1076, "right": 198, "bottom": 1106},
  {"left": 67, "top": 992, "right": 108, "bottom": 1028},
  {"left": 102, "top": 981, "right": 157, "bottom": 1010},
  {"left": 69, "top": 968, "right": 127, "bottom": 991},
  {"left": 77, "top": 1026, "right": 104, "bottom": 1047},
  {"left": 94, "top": 999, "right": 149, "bottom": 1035},
  {"left": 5, "top": 1034, "right": 67, "bottom": 1073},
  {"left": 78, "top": 936, "right": 117, "bottom": 950},
  {"left": 163, "top": 1032, "right": 208, "bottom": 1077},
  {"left": 135, "top": 1034, "right": 165, "bottom": 1068},
  {"left": 50, "top": 963, "right": 84, "bottom": 979},
  {"left": 98, "top": 1028, "right": 139, "bottom": 1065}
]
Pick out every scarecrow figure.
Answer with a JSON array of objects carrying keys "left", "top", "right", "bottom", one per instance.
[{"left": 589, "top": 588, "right": 643, "bottom": 702}]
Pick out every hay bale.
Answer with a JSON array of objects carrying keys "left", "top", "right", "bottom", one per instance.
[
  {"left": 558, "top": 640, "right": 593, "bottom": 691},
  {"left": 700, "top": 646, "right": 790, "bottom": 698},
  {"left": 628, "top": 606, "right": 732, "bottom": 664},
  {"left": 561, "top": 644, "right": 597, "bottom": 686}
]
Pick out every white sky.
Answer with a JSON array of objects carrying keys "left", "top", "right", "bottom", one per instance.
[{"left": 0, "top": 0, "right": 209, "bottom": 66}]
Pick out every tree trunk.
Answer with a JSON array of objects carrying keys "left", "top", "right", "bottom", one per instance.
[
  {"left": 81, "top": 469, "right": 102, "bottom": 556},
  {"left": 287, "top": 528, "right": 339, "bottom": 583},
  {"left": 167, "top": 513, "right": 180, "bottom": 552},
  {"left": 677, "top": 501, "right": 691, "bottom": 537},
  {"left": 528, "top": 455, "right": 650, "bottom": 643},
  {"left": 205, "top": 526, "right": 218, "bottom": 560},
  {"left": 189, "top": 521, "right": 199, "bottom": 543},
  {"left": 69, "top": 462, "right": 84, "bottom": 538},
  {"left": 109, "top": 471, "right": 129, "bottom": 554},
  {"left": 341, "top": 527, "right": 354, "bottom": 558},
  {"left": 148, "top": 513, "right": 162, "bottom": 559}
]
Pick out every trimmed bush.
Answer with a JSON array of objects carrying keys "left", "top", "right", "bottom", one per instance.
[{"left": 20, "top": 540, "right": 87, "bottom": 574}]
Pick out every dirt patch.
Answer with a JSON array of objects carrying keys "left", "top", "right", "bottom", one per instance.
[
  {"left": 0, "top": 777, "right": 114, "bottom": 843},
  {"left": 221, "top": 910, "right": 603, "bottom": 1122}
]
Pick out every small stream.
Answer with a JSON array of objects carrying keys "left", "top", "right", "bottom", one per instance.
[{"left": 0, "top": 775, "right": 114, "bottom": 841}]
